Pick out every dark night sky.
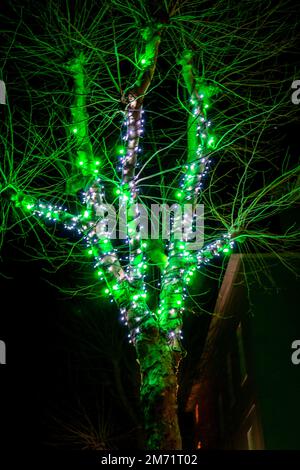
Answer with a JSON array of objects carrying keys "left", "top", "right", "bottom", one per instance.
[
  {"left": 0, "top": 0, "right": 300, "bottom": 459},
  {"left": 0, "top": 231, "right": 218, "bottom": 449}
]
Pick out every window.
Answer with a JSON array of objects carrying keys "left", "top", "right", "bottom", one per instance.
[
  {"left": 235, "top": 403, "right": 264, "bottom": 450},
  {"left": 236, "top": 322, "right": 247, "bottom": 384},
  {"left": 218, "top": 393, "right": 224, "bottom": 439},
  {"left": 195, "top": 402, "right": 200, "bottom": 424},
  {"left": 226, "top": 352, "right": 235, "bottom": 407},
  {"left": 247, "top": 425, "right": 254, "bottom": 450}
]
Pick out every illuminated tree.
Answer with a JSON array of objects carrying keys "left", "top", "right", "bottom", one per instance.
[{"left": 1, "top": 0, "right": 299, "bottom": 449}]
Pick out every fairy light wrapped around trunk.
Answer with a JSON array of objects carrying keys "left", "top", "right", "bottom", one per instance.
[
  {"left": 10, "top": 42, "right": 235, "bottom": 345},
  {"left": 7, "top": 20, "right": 243, "bottom": 453}
]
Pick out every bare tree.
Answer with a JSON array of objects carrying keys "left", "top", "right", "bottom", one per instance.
[{"left": 1, "top": 0, "right": 299, "bottom": 449}]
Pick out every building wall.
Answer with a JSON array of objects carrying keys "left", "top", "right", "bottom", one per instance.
[{"left": 187, "top": 254, "right": 300, "bottom": 450}]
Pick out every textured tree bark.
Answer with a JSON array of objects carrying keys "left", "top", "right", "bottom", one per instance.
[
  {"left": 135, "top": 331, "right": 182, "bottom": 450},
  {"left": 120, "top": 25, "right": 183, "bottom": 450}
]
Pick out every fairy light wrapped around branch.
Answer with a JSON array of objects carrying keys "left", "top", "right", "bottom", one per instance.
[{"left": 10, "top": 37, "right": 235, "bottom": 351}]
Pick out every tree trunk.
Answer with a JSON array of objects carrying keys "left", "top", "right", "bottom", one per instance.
[{"left": 136, "top": 332, "right": 182, "bottom": 450}]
